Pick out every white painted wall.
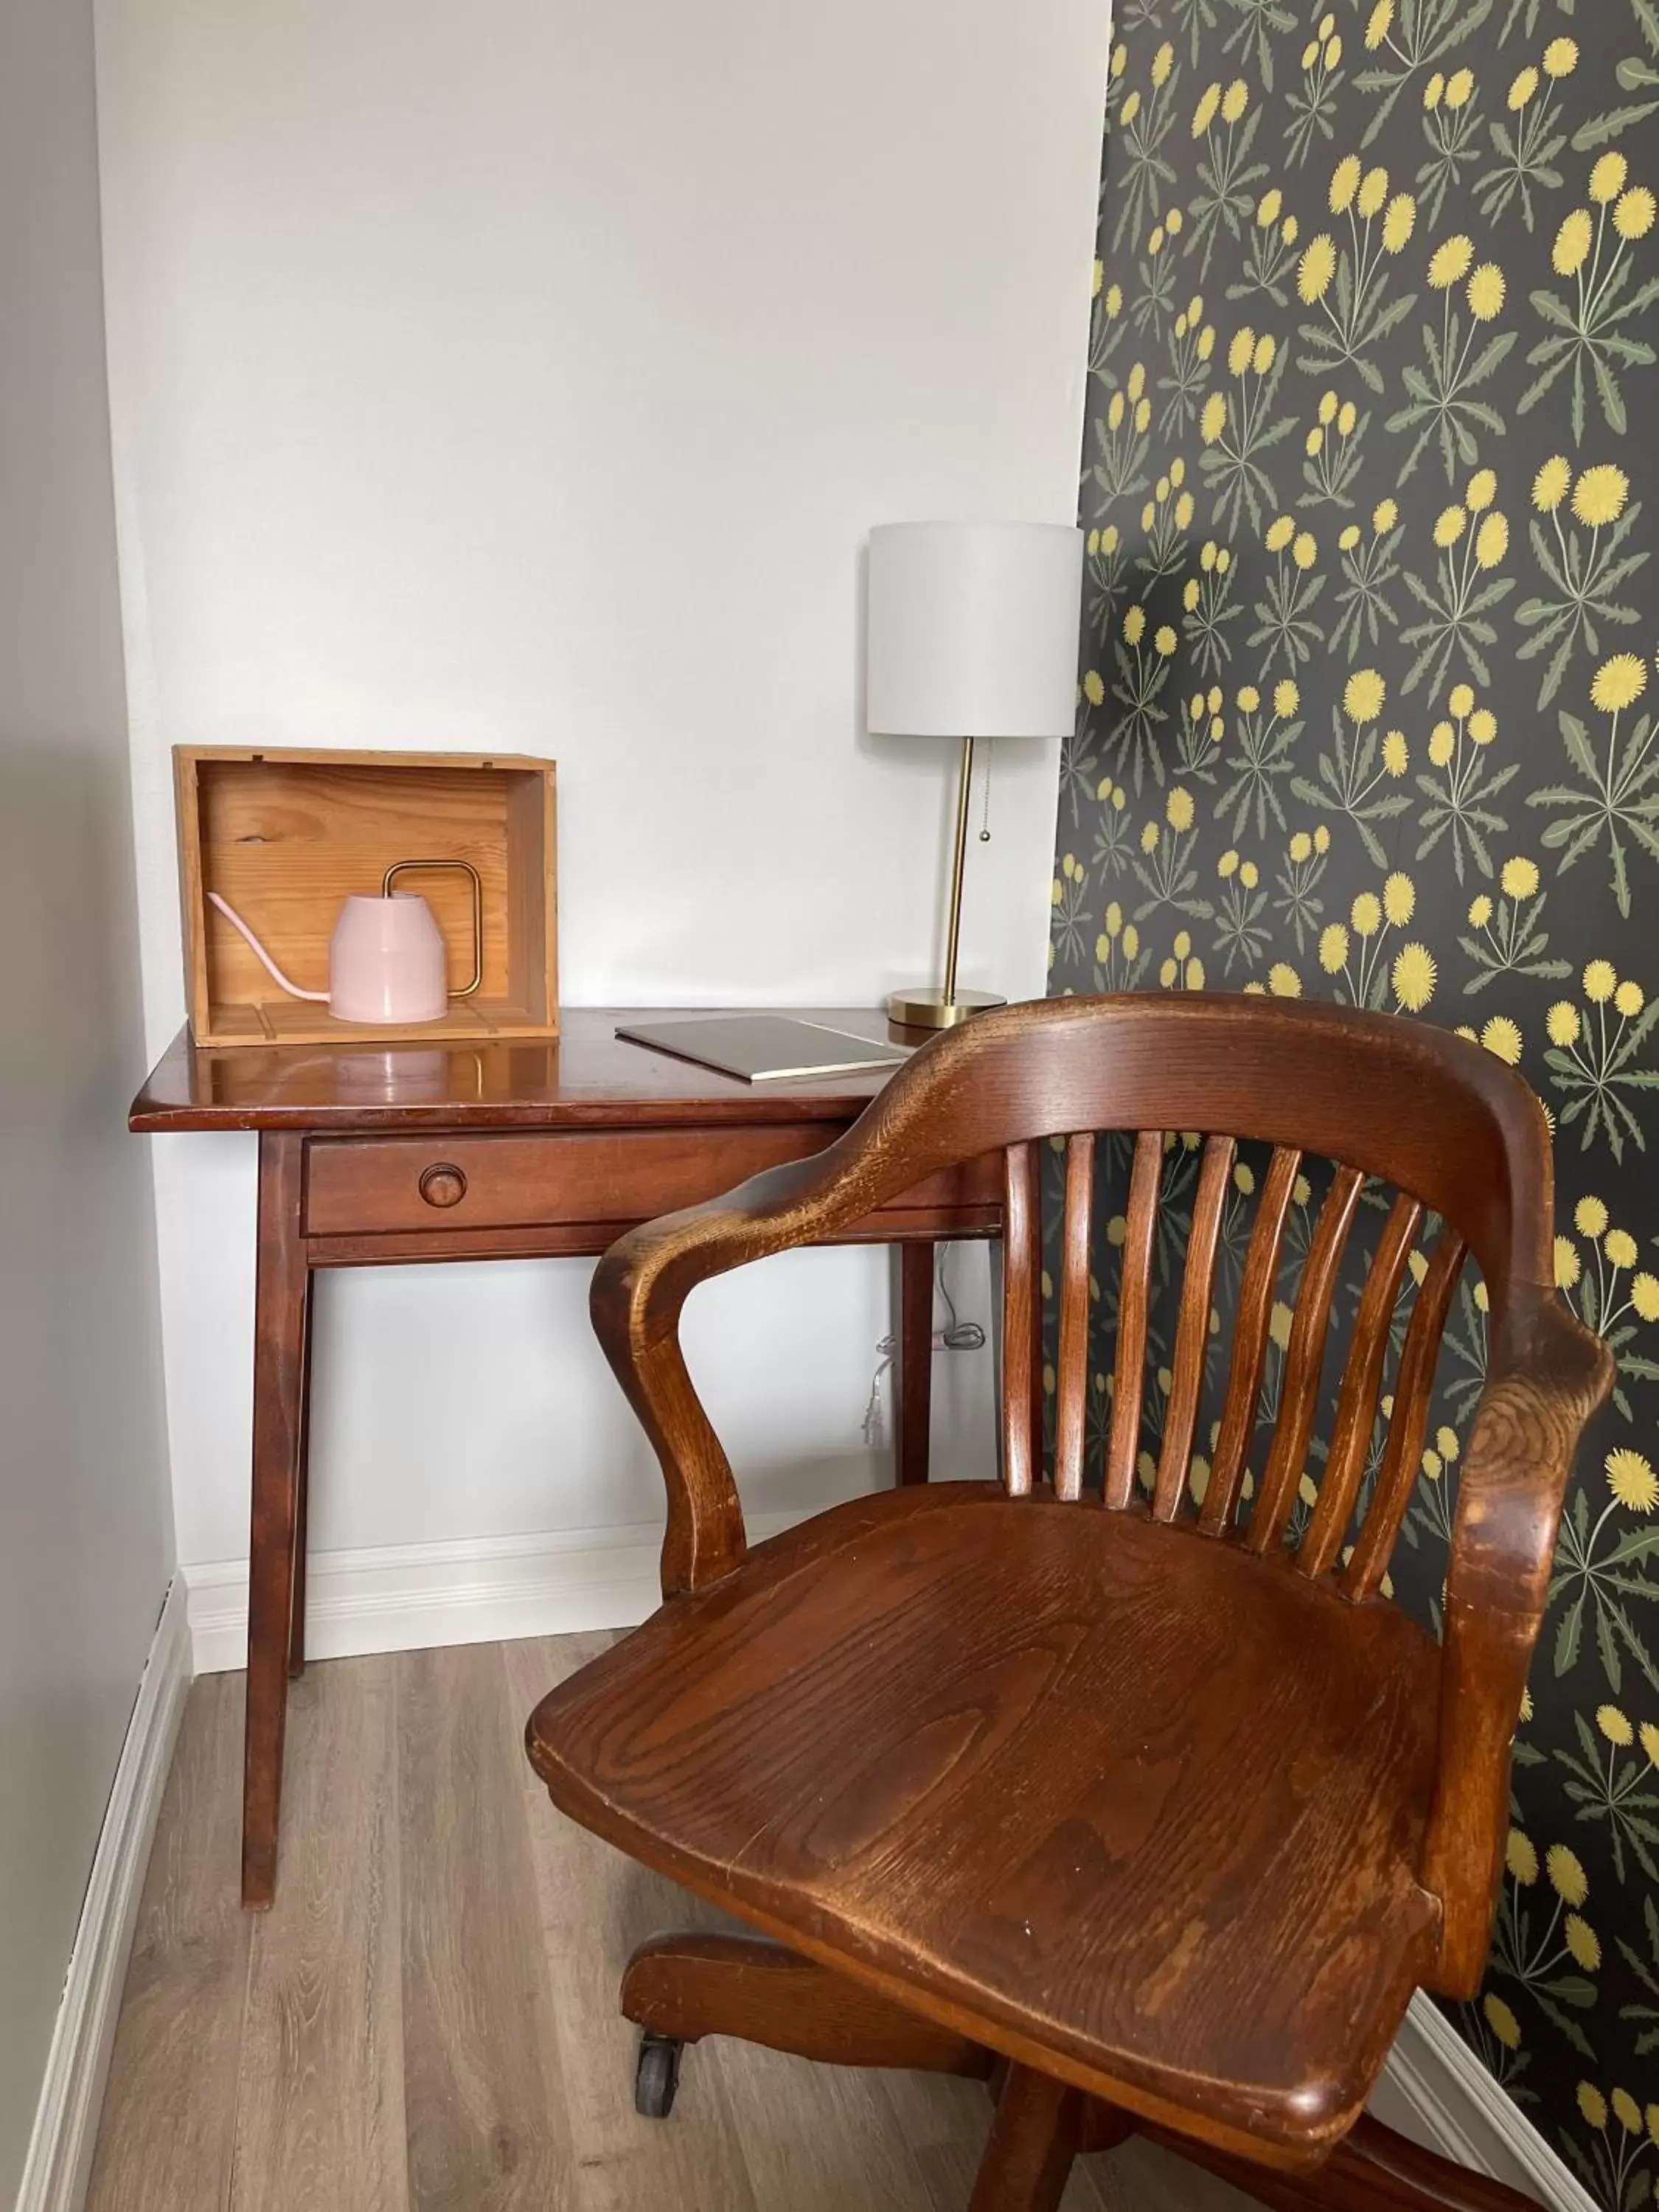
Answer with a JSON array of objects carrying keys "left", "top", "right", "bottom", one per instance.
[
  {"left": 94, "top": 0, "right": 1108, "bottom": 1582},
  {"left": 0, "top": 0, "right": 175, "bottom": 2192}
]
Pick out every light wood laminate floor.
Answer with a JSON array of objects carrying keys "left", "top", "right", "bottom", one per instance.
[{"left": 86, "top": 1635, "right": 1261, "bottom": 2212}]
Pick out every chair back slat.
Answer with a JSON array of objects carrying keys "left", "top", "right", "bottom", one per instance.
[
  {"left": 1054, "top": 1132, "right": 1096, "bottom": 1501},
  {"left": 1341, "top": 1228, "right": 1467, "bottom": 1599},
  {"left": 1246, "top": 1164, "right": 1366, "bottom": 1553},
  {"left": 1152, "top": 1133, "right": 1236, "bottom": 1523},
  {"left": 1296, "top": 1193, "right": 1424, "bottom": 1578},
  {"left": 1104, "top": 1130, "right": 1164, "bottom": 1509},
  {"left": 1199, "top": 1145, "right": 1302, "bottom": 1535},
  {"left": 1001, "top": 1142, "right": 1042, "bottom": 1496}
]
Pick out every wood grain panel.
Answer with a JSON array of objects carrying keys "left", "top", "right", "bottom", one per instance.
[
  {"left": 1104, "top": 1132, "right": 1163, "bottom": 1509},
  {"left": 1054, "top": 1132, "right": 1096, "bottom": 1501},
  {"left": 1153, "top": 1134, "right": 1235, "bottom": 1523},
  {"left": 1200, "top": 1147, "right": 1301, "bottom": 1537}
]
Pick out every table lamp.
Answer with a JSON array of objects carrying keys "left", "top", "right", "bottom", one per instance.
[{"left": 867, "top": 519, "right": 1084, "bottom": 1029}]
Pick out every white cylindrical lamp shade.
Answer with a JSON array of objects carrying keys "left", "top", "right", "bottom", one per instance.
[{"left": 866, "top": 520, "right": 1085, "bottom": 740}]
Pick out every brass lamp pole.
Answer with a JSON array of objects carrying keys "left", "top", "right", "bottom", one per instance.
[
  {"left": 866, "top": 520, "right": 1085, "bottom": 1033},
  {"left": 886, "top": 736, "right": 1002, "bottom": 1030}
]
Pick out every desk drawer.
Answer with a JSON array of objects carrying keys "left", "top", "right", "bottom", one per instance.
[{"left": 304, "top": 1127, "right": 849, "bottom": 1236}]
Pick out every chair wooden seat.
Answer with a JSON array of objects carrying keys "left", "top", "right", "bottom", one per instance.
[{"left": 529, "top": 1479, "right": 1442, "bottom": 2163}]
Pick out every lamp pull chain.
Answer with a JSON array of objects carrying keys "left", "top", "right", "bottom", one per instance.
[{"left": 979, "top": 738, "right": 993, "bottom": 841}]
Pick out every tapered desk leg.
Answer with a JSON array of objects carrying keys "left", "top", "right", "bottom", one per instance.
[
  {"left": 243, "top": 1131, "right": 308, "bottom": 1910},
  {"left": 892, "top": 1242, "right": 934, "bottom": 1485},
  {"left": 286, "top": 1272, "right": 315, "bottom": 1679}
]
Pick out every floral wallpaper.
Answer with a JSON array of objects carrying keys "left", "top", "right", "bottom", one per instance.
[{"left": 1054, "top": 4, "right": 1659, "bottom": 2200}]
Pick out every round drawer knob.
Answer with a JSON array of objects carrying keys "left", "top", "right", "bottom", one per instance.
[{"left": 419, "top": 1163, "right": 467, "bottom": 1209}]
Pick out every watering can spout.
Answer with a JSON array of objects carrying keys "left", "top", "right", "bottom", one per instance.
[{"left": 206, "top": 891, "right": 330, "bottom": 1001}]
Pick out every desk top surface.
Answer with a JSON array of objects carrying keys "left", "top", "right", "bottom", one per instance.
[{"left": 131, "top": 1009, "right": 926, "bottom": 1133}]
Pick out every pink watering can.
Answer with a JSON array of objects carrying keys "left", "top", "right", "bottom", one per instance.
[{"left": 207, "top": 859, "right": 481, "bottom": 1026}]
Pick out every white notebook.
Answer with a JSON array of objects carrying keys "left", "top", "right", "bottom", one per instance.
[{"left": 615, "top": 1015, "right": 914, "bottom": 1083}]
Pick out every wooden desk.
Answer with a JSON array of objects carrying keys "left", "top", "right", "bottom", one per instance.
[{"left": 131, "top": 1011, "right": 1002, "bottom": 1907}]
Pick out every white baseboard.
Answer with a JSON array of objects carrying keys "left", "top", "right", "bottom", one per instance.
[
  {"left": 13, "top": 1576, "right": 192, "bottom": 2212},
  {"left": 181, "top": 1507, "right": 813, "bottom": 1674},
  {"left": 1377, "top": 1992, "right": 1597, "bottom": 2212}
]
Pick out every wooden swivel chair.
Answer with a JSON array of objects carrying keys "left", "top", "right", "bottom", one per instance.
[{"left": 526, "top": 995, "right": 1611, "bottom": 2212}]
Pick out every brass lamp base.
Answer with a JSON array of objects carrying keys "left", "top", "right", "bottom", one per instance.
[{"left": 886, "top": 985, "right": 1006, "bottom": 1031}]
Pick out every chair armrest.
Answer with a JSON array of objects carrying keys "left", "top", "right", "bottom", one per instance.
[
  {"left": 1422, "top": 1287, "right": 1613, "bottom": 1994},
  {"left": 590, "top": 1133, "right": 917, "bottom": 1598}
]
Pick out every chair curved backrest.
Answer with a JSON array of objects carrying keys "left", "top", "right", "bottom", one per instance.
[{"left": 590, "top": 993, "right": 1611, "bottom": 1997}]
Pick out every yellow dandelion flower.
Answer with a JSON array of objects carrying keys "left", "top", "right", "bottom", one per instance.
[
  {"left": 1484, "top": 1994, "right": 1522, "bottom": 2050},
  {"left": 1599, "top": 1704, "right": 1635, "bottom": 1746},
  {"left": 1428, "top": 234, "right": 1475, "bottom": 290},
  {"left": 1591, "top": 151, "right": 1630, "bottom": 205},
  {"left": 1228, "top": 326, "right": 1255, "bottom": 377},
  {"left": 1382, "top": 730, "right": 1408, "bottom": 776},
  {"left": 1544, "top": 38, "right": 1578, "bottom": 77},
  {"left": 1607, "top": 1228, "right": 1639, "bottom": 1268},
  {"left": 1357, "top": 165, "right": 1390, "bottom": 220},
  {"left": 1343, "top": 667, "right": 1385, "bottom": 722},
  {"left": 1548, "top": 1844, "right": 1588, "bottom": 1905},
  {"left": 1239, "top": 858, "right": 1258, "bottom": 886},
  {"left": 1435, "top": 504, "right": 1468, "bottom": 546},
  {"left": 1258, "top": 187, "right": 1283, "bottom": 227},
  {"left": 1608, "top": 1447, "right": 1659, "bottom": 1513},
  {"left": 1616, "top": 978, "right": 1645, "bottom": 1018},
  {"left": 1192, "top": 82, "right": 1221, "bottom": 135},
  {"left": 1151, "top": 41, "right": 1174, "bottom": 86},
  {"left": 1253, "top": 331, "right": 1277, "bottom": 375},
  {"left": 1470, "top": 894, "right": 1494, "bottom": 927},
  {"left": 1507, "top": 1829, "right": 1539, "bottom": 1883},
  {"left": 1268, "top": 1298, "right": 1295, "bottom": 1349},
  {"left": 1318, "top": 389, "right": 1339, "bottom": 425},
  {"left": 1238, "top": 683, "right": 1262, "bottom": 712},
  {"left": 1082, "top": 670, "right": 1105, "bottom": 707},
  {"left": 1475, "top": 512, "right": 1509, "bottom": 568},
  {"left": 1437, "top": 1425, "right": 1460, "bottom": 1461},
  {"left": 1534, "top": 455, "right": 1572, "bottom": 512},
  {"left": 1197, "top": 324, "right": 1216, "bottom": 361},
  {"left": 1482, "top": 1015, "right": 1523, "bottom": 1064},
  {"left": 1585, "top": 960, "right": 1618, "bottom": 1004},
  {"left": 1470, "top": 706, "right": 1498, "bottom": 745},
  {"left": 1449, "top": 681, "right": 1475, "bottom": 718},
  {"left": 1425, "top": 70, "right": 1445, "bottom": 110},
  {"left": 1555, "top": 207, "right": 1594, "bottom": 276},
  {"left": 1274, "top": 678, "right": 1301, "bottom": 717},
  {"left": 1320, "top": 922, "right": 1350, "bottom": 973},
  {"left": 1315, "top": 824, "right": 1329, "bottom": 852},
  {"left": 1200, "top": 391, "right": 1228, "bottom": 445},
  {"left": 1141, "top": 821, "right": 1161, "bottom": 854},
  {"left": 1366, "top": 0, "right": 1394, "bottom": 49},
  {"left": 1579, "top": 2084, "right": 1609, "bottom": 2131},
  {"left": 1281, "top": 215, "right": 1299, "bottom": 247},
  {"left": 1615, "top": 2089, "right": 1644, "bottom": 2135},
  {"left": 1615, "top": 187, "right": 1658, "bottom": 241},
  {"left": 1573, "top": 465, "right": 1631, "bottom": 527},
  {"left": 1555, "top": 1235, "right": 1582, "bottom": 1289},
  {"left": 1631, "top": 1273, "right": 1659, "bottom": 1321},
  {"left": 1592, "top": 653, "right": 1647, "bottom": 713},
  {"left": 1268, "top": 961, "right": 1301, "bottom": 998},
  {"left": 1339, "top": 521, "right": 1360, "bottom": 549},
  {"left": 1383, "top": 871, "right": 1415, "bottom": 925},
  {"left": 1393, "top": 943, "right": 1436, "bottom": 1011},
  {"left": 1166, "top": 786, "right": 1195, "bottom": 832},
  {"left": 1221, "top": 79, "right": 1249, "bottom": 124},
  {"left": 1445, "top": 67, "right": 1474, "bottom": 108},
  {"left": 1374, "top": 495, "right": 1399, "bottom": 531},
  {"left": 1644, "top": 1720, "right": 1659, "bottom": 1765},
  {"left": 1175, "top": 490, "right": 1194, "bottom": 528},
  {"left": 1218, "top": 851, "right": 1239, "bottom": 879},
  {"left": 1382, "top": 193, "right": 1416, "bottom": 253},
  {"left": 1124, "top": 604, "right": 1147, "bottom": 646},
  {"left": 1547, "top": 1003, "right": 1581, "bottom": 1047},
  {"left": 1329, "top": 155, "right": 1362, "bottom": 214},
  {"left": 1135, "top": 394, "right": 1151, "bottom": 431},
  {"left": 1429, "top": 722, "right": 1456, "bottom": 768},
  {"left": 1293, "top": 530, "right": 1317, "bottom": 569},
  {"left": 1266, "top": 514, "right": 1295, "bottom": 552},
  {"left": 1565, "top": 1916, "right": 1601, "bottom": 1972},
  {"left": 1466, "top": 467, "right": 1498, "bottom": 512},
  {"left": 1123, "top": 922, "right": 1139, "bottom": 957},
  {"left": 1501, "top": 855, "right": 1539, "bottom": 899},
  {"left": 1509, "top": 66, "right": 1539, "bottom": 110},
  {"left": 1467, "top": 263, "right": 1506, "bottom": 319},
  {"left": 1154, "top": 624, "right": 1178, "bottom": 656},
  {"left": 1299, "top": 234, "right": 1338, "bottom": 303},
  {"left": 1578, "top": 1197, "right": 1611, "bottom": 1239},
  {"left": 1352, "top": 891, "right": 1382, "bottom": 936}
]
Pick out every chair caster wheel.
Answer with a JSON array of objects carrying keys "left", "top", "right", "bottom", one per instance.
[{"left": 635, "top": 2031, "right": 684, "bottom": 2118}]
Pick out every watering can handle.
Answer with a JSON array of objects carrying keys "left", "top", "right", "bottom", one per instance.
[{"left": 206, "top": 891, "right": 330, "bottom": 1001}]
